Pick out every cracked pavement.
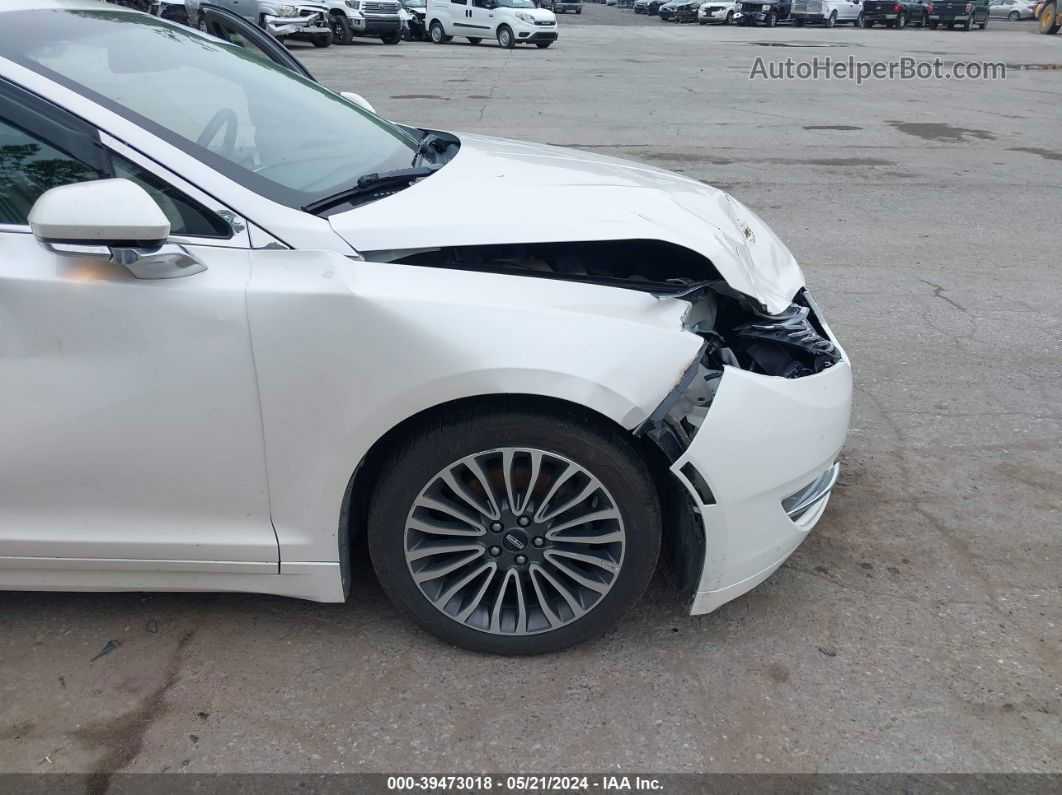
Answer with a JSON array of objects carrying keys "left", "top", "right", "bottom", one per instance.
[{"left": 1, "top": 9, "right": 1060, "bottom": 778}]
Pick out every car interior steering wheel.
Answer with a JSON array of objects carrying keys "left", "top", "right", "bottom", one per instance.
[{"left": 196, "top": 108, "right": 239, "bottom": 159}]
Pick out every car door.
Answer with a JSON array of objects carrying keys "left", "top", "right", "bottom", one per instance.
[
  {"left": 0, "top": 80, "right": 277, "bottom": 569},
  {"left": 200, "top": 5, "right": 316, "bottom": 80},
  {"left": 468, "top": 0, "right": 498, "bottom": 35}
]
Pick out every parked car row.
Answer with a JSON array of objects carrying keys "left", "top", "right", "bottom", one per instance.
[
  {"left": 110, "top": 0, "right": 561, "bottom": 48},
  {"left": 628, "top": 0, "right": 1045, "bottom": 26}
]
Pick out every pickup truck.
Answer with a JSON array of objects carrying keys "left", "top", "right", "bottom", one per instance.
[
  {"left": 927, "top": 0, "right": 990, "bottom": 26},
  {"left": 187, "top": 1, "right": 334, "bottom": 45},
  {"left": 859, "top": 0, "right": 928, "bottom": 25},
  {"left": 736, "top": 0, "right": 793, "bottom": 23},
  {"left": 324, "top": 0, "right": 404, "bottom": 44},
  {"left": 791, "top": 0, "right": 862, "bottom": 25}
]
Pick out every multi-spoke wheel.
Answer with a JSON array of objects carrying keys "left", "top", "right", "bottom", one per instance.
[{"left": 368, "top": 408, "right": 661, "bottom": 654}]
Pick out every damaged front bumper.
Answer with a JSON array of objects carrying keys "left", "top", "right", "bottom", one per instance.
[
  {"left": 676, "top": 357, "right": 850, "bottom": 614},
  {"left": 641, "top": 288, "right": 852, "bottom": 615},
  {"left": 265, "top": 11, "right": 330, "bottom": 37}
]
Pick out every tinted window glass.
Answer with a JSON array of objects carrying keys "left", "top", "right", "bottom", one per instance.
[
  {"left": 113, "top": 156, "right": 232, "bottom": 239},
  {"left": 0, "top": 117, "right": 100, "bottom": 225}
]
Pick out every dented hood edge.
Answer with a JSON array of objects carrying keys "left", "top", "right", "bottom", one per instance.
[{"left": 327, "top": 133, "right": 805, "bottom": 315}]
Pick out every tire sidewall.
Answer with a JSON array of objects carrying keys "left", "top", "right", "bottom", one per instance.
[{"left": 367, "top": 412, "right": 661, "bottom": 655}]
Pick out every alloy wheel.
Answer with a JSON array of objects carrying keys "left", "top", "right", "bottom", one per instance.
[{"left": 402, "top": 448, "right": 626, "bottom": 636}]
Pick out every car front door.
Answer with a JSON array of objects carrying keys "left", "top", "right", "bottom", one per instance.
[
  {"left": 467, "top": 0, "right": 497, "bottom": 36},
  {"left": 0, "top": 80, "right": 278, "bottom": 571}
]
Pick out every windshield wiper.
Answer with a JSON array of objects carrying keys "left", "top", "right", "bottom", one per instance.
[
  {"left": 303, "top": 166, "right": 436, "bottom": 215},
  {"left": 411, "top": 130, "right": 461, "bottom": 167}
]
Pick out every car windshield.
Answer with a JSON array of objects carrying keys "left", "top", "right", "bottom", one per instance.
[
  {"left": 497, "top": 0, "right": 537, "bottom": 7},
  {"left": 0, "top": 8, "right": 420, "bottom": 210}
]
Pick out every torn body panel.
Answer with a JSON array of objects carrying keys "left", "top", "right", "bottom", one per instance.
[
  {"left": 244, "top": 251, "right": 703, "bottom": 564},
  {"left": 361, "top": 238, "right": 849, "bottom": 602}
]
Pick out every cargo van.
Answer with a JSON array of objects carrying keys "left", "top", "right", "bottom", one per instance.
[{"left": 427, "top": 0, "right": 559, "bottom": 47}]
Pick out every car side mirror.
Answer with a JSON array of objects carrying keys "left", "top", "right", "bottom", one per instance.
[
  {"left": 341, "top": 91, "right": 377, "bottom": 114},
  {"left": 28, "top": 179, "right": 205, "bottom": 280}
]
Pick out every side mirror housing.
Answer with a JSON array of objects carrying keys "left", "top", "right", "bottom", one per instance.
[
  {"left": 28, "top": 179, "right": 206, "bottom": 280},
  {"left": 29, "top": 178, "right": 170, "bottom": 247},
  {"left": 341, "top": 91, "right": 377, "bottom": 114}
]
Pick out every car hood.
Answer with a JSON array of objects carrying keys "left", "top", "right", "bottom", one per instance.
[{"left": 327, "top": 133, "right": 805, "bottom": 314}]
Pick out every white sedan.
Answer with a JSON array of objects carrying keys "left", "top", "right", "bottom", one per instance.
[{"left": 0, "top": 0, "right": 851, "bottom": 654}]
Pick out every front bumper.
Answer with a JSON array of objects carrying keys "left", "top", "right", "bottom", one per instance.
[
  {"left": 353, "top": 15, "right": 404, "bottom": 32},
  {"left": 516, "top": 26, "right": 558, "bottom": 41},
  {"left": 674, "top": 355, "right": 852, "bottom": 615},
  {"left": 266, "top": 12, "right": 329, "bottom": 36},
  {"left": 735, "top": 9, "right": 777, "bottom": 20}
]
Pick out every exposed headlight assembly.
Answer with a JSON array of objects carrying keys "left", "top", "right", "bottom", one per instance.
[
  {"left": 346, "top": 0, "right": 362, "bottom": 8},
  {"left": 516, "top": 11, "right": 537, "bottom": 21},
  {"left": 277, "top": 4, "right": 299, "bottom": 16}
]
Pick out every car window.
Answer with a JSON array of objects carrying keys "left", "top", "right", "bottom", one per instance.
[
  {"left": 1, "top": 9, "right": 419, "bottom": 211},
  {"left": 113, "top": 156, "right": 232, "bottom": 239},
  {"left": 0, "top": 116, "right": 101, "bottom": 226}
]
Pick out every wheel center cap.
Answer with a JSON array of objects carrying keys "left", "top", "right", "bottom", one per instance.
[{"left": 501, "top": 529, "right": 529, "bottom": 552}]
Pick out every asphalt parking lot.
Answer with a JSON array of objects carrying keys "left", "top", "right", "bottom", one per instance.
[{"left": 2, "top": 7, "right": 1060, "bottom": 780}]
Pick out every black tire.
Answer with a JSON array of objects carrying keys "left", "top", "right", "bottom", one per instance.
[
  {"left": 430, "top": 20, "right": 452, "bottom": 42},
  {"left": 929, "top": 18, "right": 938, "bottom": 26},
  {"left": 468, "top": 36, "right": 483, "bottom": 43},
  {"left": 725, "top": 10, "right": 734, "bottom": 22},
  {"left": 895, "top": 10, "right": 906, "bottom": 26},
  {"left": 1008, "top": 10, "right": 1020, "bottom": 19},
  {"left": 330, "top": 11, "right": 354, "bottom": 44},
  {"left": 765, "top": 10, "right": 777, "bottom": 25},
  {"left": 381, "top": 28, "right": 402, "bottom": 43},
  {"left": 699, "top": 17, "right": 708, "bottom": 22},
  {"left": 536, "top": 40, "right": 553, "bottom": 46},
  {"left": 576, "top": 6, "right": 582, "bottom": 11},
  {"left": 497, "top": 24, "right": 516, "bottom": 47},
  {"left": 367, "top": 408, "right": 662, "bottom": 655},
  {"left": 825, "top": 10, "right": 836, "bottom": 26},
  {"left": 979, "top": 16, "right": 988, "bottom": 26},
  {"left": 311, "top": 31, "right": 333, "bottom": 47},
  {"left": 962, "top": 14, "right": 973, "bottom": 27}
]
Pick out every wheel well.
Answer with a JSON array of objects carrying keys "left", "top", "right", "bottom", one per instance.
[{"left": 338, "top": 393, "right": 697, "bottom": 593}]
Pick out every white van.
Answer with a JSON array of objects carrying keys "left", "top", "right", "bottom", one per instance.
[
  {"left": 790, "top": 0, "right": 862, "bottom": 25},
  {"left": 427, "top": 0, "right": 559, "bottom": 48}
]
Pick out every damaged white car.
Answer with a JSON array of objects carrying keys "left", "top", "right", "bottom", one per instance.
[{"left": 0, "top": 1, "right": 852, "bottom": 654}]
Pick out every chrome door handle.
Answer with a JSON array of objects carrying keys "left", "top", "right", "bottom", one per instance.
[
  {"left": 43, "top": 241, "right": 208, "bottom": 280},
  {"left": 109, "top": 244, "right": 208, "bottom": 280}
]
